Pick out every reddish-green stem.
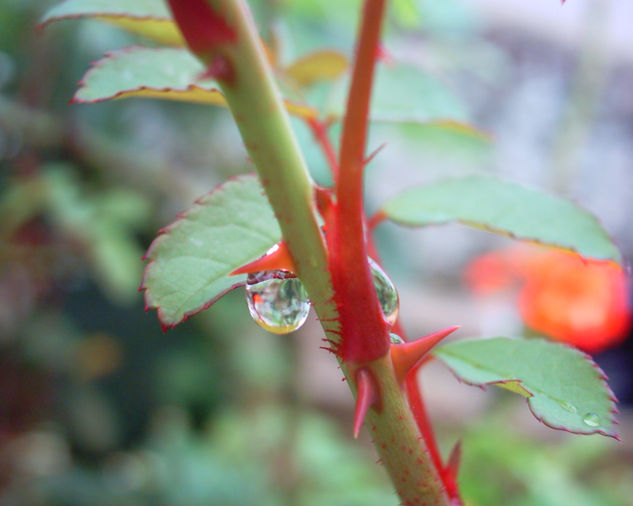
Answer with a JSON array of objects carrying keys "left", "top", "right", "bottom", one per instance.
[
  {"left": 331, "top": 0, "right": 389, "bottom": 363},
  {"left": 367, "top": 231, "right": 459, "bottom": 501},
  {"left": 167, "top": 0, "right": 451, "bottom": 503},
  {"left": 368, "top": 215, "right": 460, "bottom": 501},
  {"left": 406, "top": 373, "right": 443, "bottom": 471}
]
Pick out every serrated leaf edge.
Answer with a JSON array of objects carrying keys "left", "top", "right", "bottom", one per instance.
[
  {"left": 71, "top": 47, "right": 318, "bottom": 118},
  {"left": 139, "top": 174, "right": 261, "bottom": 330},
  {"left": 435, "top": 340, "right": 620, "bottom": 440},
  {"left": 71, "top": 46, "right": 220, "bottom": 104},
  {"left": 39, "top": 10, "right": 172, "bottom": 30},
  {"left": 383, "top": 175, "right": 622, "bottom": 264}
]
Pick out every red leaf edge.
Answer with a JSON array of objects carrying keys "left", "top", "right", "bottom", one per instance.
[
  {"left": 435, "top": 342, "right": 620, "bottom": 440},
  {"left": 140, "top": 174, "right": 262, "bottom": 330},
  {"left": 38, "top": 12, "right": 172, "bottom": 32}
]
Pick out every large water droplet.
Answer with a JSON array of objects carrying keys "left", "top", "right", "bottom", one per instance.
[
  {"left": 560, "top": 401, "right": 577, "bottom": 414},
  {"left": 582, "top": 412, "right": 600, "bottom": 427},
  {"left": 245, "top": 271, "right": 310, "bottom": 334},
  {"left": 368, "top": 257, "right": 399, "bottom": 326},
  {"left": 389, "top": 333, "right": 404, "bottom": 344}
]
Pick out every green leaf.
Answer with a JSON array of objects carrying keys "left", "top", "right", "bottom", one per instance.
[
  {"left": 42, "top": 0, "right": 172, "bottom": 19},
  {"left": 370, "top": 63, "right": 469, "bottom": 123},
  {"left": 74, "top": 47, "right": 223, "bottom": 104},
  {"left": 141, "top": 175, "right": 282, "bottom": 328},
  {"left": 325, "top": 62, "right": 469, "bottom": 124},
  {"left": 74, "top": 47, "right": 318, "bottom": 119},
  {"left": 381, "top": 175, "right": 620, "bottom": 263},
  {"left": 433, "top": 337, "right": 619, "bottom": 438},
  {"left": 40, "top": 0, "right": 183, "bottom": 45}
]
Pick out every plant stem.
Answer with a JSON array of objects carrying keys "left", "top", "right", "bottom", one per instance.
[
  {"left": 332, "top": 0, "right": 389, "bottom": 363},
  {"left": 361, "top": 354, "right": 450, "bottom": 505},
  {"left": 167, "top": 1, "right": 450, "bottom": 503},
  {"left": 406, "top": 373, "right": 444, "bottom": 475},
  {"left": 168, "top": 0, "right": 336, "bottom": 320}
]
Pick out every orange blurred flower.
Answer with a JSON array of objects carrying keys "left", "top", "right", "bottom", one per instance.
[{"left": 465, "top": 247, "right": 631, "bottom": 353}]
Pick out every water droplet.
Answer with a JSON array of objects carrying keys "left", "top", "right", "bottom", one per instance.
[
  {"left": 389, "top": 333, "right": 404, "bottom": 344},
  {"left": 368, "top": 257, "right": 399, "bottom": 326},
  {"left": 245, "top": 271, "right": 310, "bottom": 334},
  {"left": 582, "top": 412, "right": 600, "bottom": 427},
  {"left": 560, "top": 401, "right": 577, "bottom": 414}
]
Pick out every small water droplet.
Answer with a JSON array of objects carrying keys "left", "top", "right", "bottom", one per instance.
[
  {"left": 368, "top": 257, "right": 399, "bottom": 326},
  {"left": 245, "top": 271, "right": 310, "bottom": 334},
  {"left": 389, "top": 333, "right": 404, "bottom": 344},
  {"left": 560, "top": 401, "right": 577, "bottom": 414},
  {"left": 582, "top": 412, "right": 600, "bottom": 427}
]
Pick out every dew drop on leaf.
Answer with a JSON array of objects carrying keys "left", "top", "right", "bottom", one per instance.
[
  {"left": 560, "top": 401, "right": 577, "bottom": 414},
  {"left": 389, "top": 333, "right": 404, "bottom": 344},
  {"left": 245, "top": 271, "right": 310, "bottom": 334},
  {"left": 369, "top": 257, "right": 399, "bottom": 326},
  {"left": 582, "top": 412, "right": 600, "bottom": 427}
]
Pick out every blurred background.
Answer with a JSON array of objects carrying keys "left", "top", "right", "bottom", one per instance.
[{"left": 0, "top": 0, "right": 632, "bottom": 504}]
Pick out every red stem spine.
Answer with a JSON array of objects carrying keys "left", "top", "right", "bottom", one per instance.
[{"left": 330, "top": 0, "right": 389, "bottom": 364}]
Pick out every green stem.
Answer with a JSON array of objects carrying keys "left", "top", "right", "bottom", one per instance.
[
  {"left": 361, "top": 355, "right": 450, "bottom": 505},
  {"left": 167, "top": 1, "right": 450, "bottom": 503},
  {"left": 168, "top": 0, "right": 336, "bottom": 319}
]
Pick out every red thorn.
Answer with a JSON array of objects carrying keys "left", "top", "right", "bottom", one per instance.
[
  {"left": 353, "top": 368, "right": 378, "bottom": 438},
  {"left": 364, "top": 142, "right": 387, "bottom": 166},
  {"left": 198, "top": 55, "right": 235, "bottom": 83},
  {"left": 375, "top": 43, "right": 394, "bottom": 64},
  {"left": 368, "top": 210, "right": 387, "bottom": 231},
  {"left": 230, "top": 241, "right": 296, "bottom": 276},
  {"left": 314, "top": 185, "right": 335, "bottom": 226},
  {"left": 320, "top": 346, "right": 339, "bottom": 356},
  {"left": 390, "top": 326, "right": 459, "bottom": 385},
  {"left": 445, "top": 440, "right": 462, "bottom": 479}
]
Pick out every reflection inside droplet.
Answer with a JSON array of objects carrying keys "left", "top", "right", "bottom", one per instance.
[
  {"left": 368, "top": 257, "right": 399, "bottom": 326},
  {"left": 389, "top": 333, "right": 404, "bottom": 344},
  {"left": 582, "top": 412, "right": 600, "bottom": 427},
  {"left": 245, "top": 271, "right": 310, "bottom": 334}
]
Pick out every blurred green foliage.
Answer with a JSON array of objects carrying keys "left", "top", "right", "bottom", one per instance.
[
  {"left": 458, "top": 405, "right": 633, "bottom": 506},
  {"left": 0, "top": 0, "right": 631, "bottom": 504}
]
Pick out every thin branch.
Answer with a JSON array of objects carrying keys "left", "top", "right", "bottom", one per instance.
[
  {"left": 331, "top": 0, "right": 390, "bottom": 362},
  {"left": 306, "top": 117, "right": 339, "bottom": 183}
]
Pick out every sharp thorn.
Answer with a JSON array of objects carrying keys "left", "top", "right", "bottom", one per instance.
[
  {"left": 353, "top": 368, "right": 378, "bottom": 438},
  {"left": 364, "top": 142, "right": 387, "bottom": 166},
  {"left": 445, "top": 439, "right": 463, "bottom": 479},
  {"left": 391, "top": 326, "right": 459, "bottom": 385},
  {"left": 230, "top": 241, "right": 296, "bottom": 276}
]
